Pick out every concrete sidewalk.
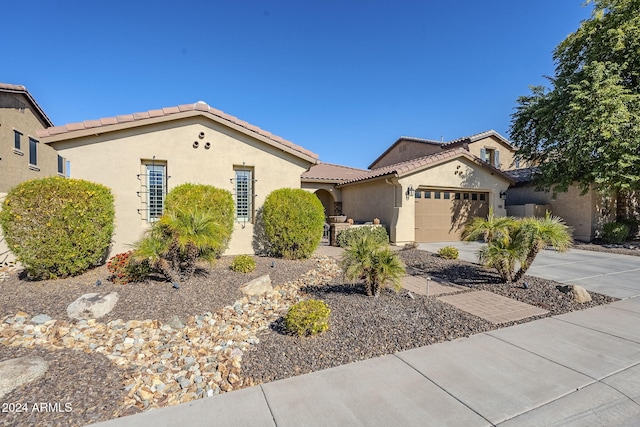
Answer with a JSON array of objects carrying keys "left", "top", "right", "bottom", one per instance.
[
  {"left": 93, "top": 295, "right": 640, "bottom": 427},
  {"left": 418, "top": 241, "right": 640, "bottom": 299}
]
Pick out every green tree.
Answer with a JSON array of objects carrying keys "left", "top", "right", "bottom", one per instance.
[
  {"left": 341, "top": 236, "right": 405, "bottom": 297},
  {"left": 509, "top": 0, "right": 640, "bottom": 219}
]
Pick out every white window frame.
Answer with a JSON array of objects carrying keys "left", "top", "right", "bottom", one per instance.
[
  {"left": 234, "top": 167, "right": 253, "bottom": 223},
  {"left": 145, "top": 163, "right": 167, "bottom": 222}
]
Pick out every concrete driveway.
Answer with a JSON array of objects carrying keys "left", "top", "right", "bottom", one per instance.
[{"left": 418, "top": 242, "right": 640, "bottom": 299}]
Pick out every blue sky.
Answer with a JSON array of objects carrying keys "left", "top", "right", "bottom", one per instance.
[{"left": 4, "top": 1, "right": 592, "bottom": 169}]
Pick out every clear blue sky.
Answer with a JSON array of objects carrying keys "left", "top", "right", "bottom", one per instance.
[{"left": 3, "top": 1, "right": 592, "bottom": 169}]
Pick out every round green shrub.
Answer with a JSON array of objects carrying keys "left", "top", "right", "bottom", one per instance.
[
  {"left": 336, "top": 225, "right": 389, "bottom": 248},
  {"left": 107, "top": 251, "right": 151, "bottom": 284},
  {"left": 164, "top": 183, "right": 234, "bottom": 258},
  {"left": 0, "top": 177, "right": 115, "bottom": 279},
  {"left": 230, "top": 254, "right": 256, "bottom": 273},
  {"left": 437, "top": 246, "right": 459, "bottom": 259},
  {"left": 260, "top": 188, "right": 325, "bottom": 259},
  {"left": 602, "top": 221, "right": 630, "bottom": 244},
  {"left": 285, "top": 299, "right": 331, "bottom": 336}
]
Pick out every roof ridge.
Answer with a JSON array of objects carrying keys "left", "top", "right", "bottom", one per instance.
[
  {"left": 0, "top": 82, "right": 54, "bottom": 127},
  {"left": 37, "top": 101, "right": 317, "bottom": 160}
]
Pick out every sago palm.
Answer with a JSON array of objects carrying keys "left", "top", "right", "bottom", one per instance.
[
  {"left": 341, "top": 235, "right": 405, "bottom": 297},
  {"left": 461, "top": 207, "right": 515, "bottom": 244}
]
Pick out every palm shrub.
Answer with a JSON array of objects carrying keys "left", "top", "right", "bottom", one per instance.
[
  {"left": 260, "top": 188, "right": 325, "bottom": 259},
  {"left": 462, "top": 211, "right": 573, "bottom": 283},
  {"left": 134, "top": 208, "right": 225, "bottom": 282},
  {"left": 0, "top": 177, "right": 115, "bottom": 279},
  {"left": 164, "top": 183, "right": 234, "bottom": 258},
  {"left": 341, "top": 235, "right": 405, "bottom": 297},
  {"left": 336, "top": 225, "right": 389, "bottom": 248}
]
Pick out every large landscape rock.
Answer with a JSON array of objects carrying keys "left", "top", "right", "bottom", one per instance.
[
  {"left": 67, "top": 292, "right": 119, "bottom": 320},
  {"left": 239, "top": 274, "right": 272, "bottom": 296},
  {"left": 557, "top": 284, "right": 592, "bottom": 303},
  {"left": 0, "top": 356, "right": 48, "bottom": 399}
]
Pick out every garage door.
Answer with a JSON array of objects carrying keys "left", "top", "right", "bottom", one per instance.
[{"left": 414, "top": 189, "right": 489, "bottom": 242}]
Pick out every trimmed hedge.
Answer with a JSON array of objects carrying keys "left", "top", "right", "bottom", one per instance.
[
  {"left": 0, "top": 177, "right": 115, "bottom": 279},
  {"left": 164, "top": 183, "right": 234, "bottom": 258},
  {"left": 336, "top": 225, "right": 389, "bottom": 248},
  {"left": 260, "top": 188, "right": 325, "bottom": 259}
]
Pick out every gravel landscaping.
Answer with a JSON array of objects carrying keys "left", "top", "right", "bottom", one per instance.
[{"left": 0, "top": 247, "right": 617, "bottom": 427}]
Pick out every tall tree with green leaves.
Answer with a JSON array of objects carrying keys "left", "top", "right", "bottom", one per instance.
[{"left": 509, "top": 0, "right": 640, "bottom": 219}]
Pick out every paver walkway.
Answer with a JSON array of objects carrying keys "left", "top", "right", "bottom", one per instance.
[
  {"left": 437, "top": 290, "right": 549, "bottom": 324},
  {"left": 401, "top": 275, "right": 463, "bottom": 296}
]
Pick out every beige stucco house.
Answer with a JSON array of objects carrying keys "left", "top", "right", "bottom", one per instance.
[
  {"left": 1, "top": 83, "right": 59, "bottom": 264},
  {"left": 40, "top": 101, "right": 318, "bottom": 256},
  {"left": 303, "top": 131, "right": 516, "bottom": 244}
]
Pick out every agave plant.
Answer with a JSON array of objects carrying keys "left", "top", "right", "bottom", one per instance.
[{"left": 341, "top": 235, "right": 405, "bottom": 297}]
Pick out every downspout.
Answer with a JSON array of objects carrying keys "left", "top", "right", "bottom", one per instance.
[{"left": 385, "top": 177, "right": 401, "bottom": 243}]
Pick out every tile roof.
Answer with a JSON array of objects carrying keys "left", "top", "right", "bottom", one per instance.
[
  {"left": 442, "top": 129, "right": 514, "bottom": 149},
  {"left": 339, "top": 148, "right": 515, "bottom": 186},
  {"left": 0, "top": 83, "right": 53, "bottom": 127},
  {"left": 504, "top": 167, "right": 539, "bottom": 185},
  {"left": 37, "top": 101, "right": 318, "bottom": 162},
  {"left": 301, "top": 162, "right": 369, "bottom": 182}
]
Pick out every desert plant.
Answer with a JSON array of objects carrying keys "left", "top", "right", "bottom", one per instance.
[
  {"left": 107, "top": 251, "right": 151, "bottom": 284},
  {"left": 463, "top": 211, "right": 573, "bottom": 283},
  {"left": 619, "top": 217, "right": 639, "bottom": 239},
  {"left": 134, "top": 207, "right": 225, "bottom": 282},
  {"left": 0, "top": 177, "right": 115, "bottom": 279},
  {"left": 230, "top": 254, "right": 256, "bottom": 273},
  {"left": 336, "top": 225, "right": 389, "bottom": 248},
  {"left": 602, "top": 221, "right": 630, "bottom": 244},
  {"left": 437, "top": 246, "right": 459, "bottom": 259},
  {"left": 285, "top": 299, "right": 331, "bottom": 336},
  {"left": 260, "top": 188, "right": 325, "bottom": 259},
  {"left": 163, "top": 183, "right": 234, "bottom": 258},
  {"left": 341, "top": 235, "right": 405, "bottom": 297}
]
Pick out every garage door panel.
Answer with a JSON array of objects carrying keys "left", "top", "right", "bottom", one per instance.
[{"left": 415, "top": 190, "right": 488, "bottom": 242}]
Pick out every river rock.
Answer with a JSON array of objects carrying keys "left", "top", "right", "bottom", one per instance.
[
  {"left": 0, "top": 356, "right": 49, "bottom": 399},
  {"left": 67, "top": 292, "right": 119, "bottom": 320}
]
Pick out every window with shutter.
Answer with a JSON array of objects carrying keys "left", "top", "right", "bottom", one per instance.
[
  {"left": 480, "top": 148, "right": 486, "bottom": 162},
  {"left": 494, "top": 150, "right": 500, "bottom": 168}
]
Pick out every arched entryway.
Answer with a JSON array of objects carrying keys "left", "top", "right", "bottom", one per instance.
[{"left": 314, "top": 189, "right": 336, "bottom": 219}]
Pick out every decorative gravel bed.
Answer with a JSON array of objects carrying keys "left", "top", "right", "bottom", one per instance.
[{"left": 0, "top": 248, "right": 617, "bottom": 427}]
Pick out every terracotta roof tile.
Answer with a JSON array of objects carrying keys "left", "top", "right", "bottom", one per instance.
[
  {"left": 0, "top": 82, "right": 54, "bottom": 127},
  {"left": 36, "top": 101, "right": 318, "bottom": 161},
  {"left": 301, "top": 162, "right": 369, "bottom": 182},
  {"left": 340, "top": 148, "right": 514, "bottom": 186}
]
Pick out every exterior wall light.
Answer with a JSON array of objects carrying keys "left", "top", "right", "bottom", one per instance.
[
  {"left": 406, "top": 184, "right": 415, "bottom": 200},
  {"left": 500, "top": 191, "right": 507, "bottom": 200}
]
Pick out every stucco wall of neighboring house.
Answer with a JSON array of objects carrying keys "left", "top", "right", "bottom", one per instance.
[
  {"left": 370, "top": 140, "right": 442, "bottom": 169},
  {"left": 0, "top": 92, "right": 58, "bottom": 193},
  {"left": 341, "top": 157, "right": 510, "bottom": 244},
  {"left": 48, "top": 116, "right": 312, "bottom": 256},
  {"left": 466, "top": 135, "right": 517, "bottom": 171},
  {"left": 506, "top": 185, "right": 615, "bottom": 241},
  {"left": 0, "top": 192, "right": 14, "bottom": 265}
]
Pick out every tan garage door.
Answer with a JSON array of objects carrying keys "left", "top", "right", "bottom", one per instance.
[{"left": 415, "top": 189, "right": 489, "bottom": 242}]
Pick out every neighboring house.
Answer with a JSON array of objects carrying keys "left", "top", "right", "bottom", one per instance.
[
  {"left": 303, "top": 131, "right": 516, "bottom": 244},
  {"left": 0, "top": 83, "right": 59, "bottom": 264},
  {"left": 504, "top": 168, "right": 617, "bottom": 242},
  {"left": 40, "top": 101, "right": 318, "bottom": 256}
]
